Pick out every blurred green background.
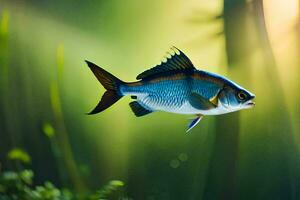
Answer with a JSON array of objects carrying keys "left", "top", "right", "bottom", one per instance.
[{"left": 1, "top": 0, "right": 300, "bottom": 199}]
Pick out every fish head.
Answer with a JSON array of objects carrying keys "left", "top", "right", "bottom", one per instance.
[{"left": 218, "top": 83, "right": 255, "bottom": 112}]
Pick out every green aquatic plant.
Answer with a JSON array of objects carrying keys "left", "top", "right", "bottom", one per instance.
[
  {"left": 47, "top": 44, "right": 85, "bottom": 191},
  {"left": 7, "top": 149, "right": 31, "bottom": 164},
  {"left": 0, "top": 169, "right": 72, "bottom": 200},
  {"left": 90, "top": 180, "right": 125, "bottom": 200},
  {"left": 0, "top": 169, "right": 127, "bottom": 200},
  {"left": 0, "top": 10, "right": 9, "bottom": 36},
  {"left": 43, "top": 122, "right": 55, "bottom": 138}
]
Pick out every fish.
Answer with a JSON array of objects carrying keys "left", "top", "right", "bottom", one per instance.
[{"left": 85, "top": 47, "right": 255, "bottom": 132}]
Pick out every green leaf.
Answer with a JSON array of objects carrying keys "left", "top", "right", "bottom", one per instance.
[
  {"left": 50, "top": 82, "right": 62, "bottom": 117},
  {"left": 92, "top": 180, "right": 125, "bottom": 199},
  {"left": 43, "top": 122, "right": 55, "bottom": 138},
  {"left": 20, "top": 170, "right": 33, "bottom": 185},
  {"left": 109, "top": 180, "right": 124, "bottom": 187},
  {"left": 7, "top": 148, "right": 31, "bottom": 163}
]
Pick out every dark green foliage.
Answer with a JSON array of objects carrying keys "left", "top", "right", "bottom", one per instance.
[
  {"left": 0, "top": 170, "right": 127, "bottom": 200},
  {"left": 89, "top": 180, "right": 127, "bottom": 200},
  {"left": 0, "top": 170, "right": 72, "bottom": 200}
]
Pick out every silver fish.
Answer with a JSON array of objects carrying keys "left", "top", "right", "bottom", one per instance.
[{"left": 85, "top": 47, "right": 255, "bottom": 132}]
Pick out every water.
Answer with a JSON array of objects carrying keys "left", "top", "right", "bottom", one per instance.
[{"left": 1, "top": 0, "right": 300, "bottom": 199}]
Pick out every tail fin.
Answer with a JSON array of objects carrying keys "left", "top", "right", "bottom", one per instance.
[{"left": 85, "top": 60, "right": 124, "bottom": 115}]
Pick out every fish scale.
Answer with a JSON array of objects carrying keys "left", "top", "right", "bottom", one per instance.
[
  {"left": 121, "top": 78, "right": 194, "bottom": 113},
  {"left": 123, "top": 77, "right": 219, "bottom": 108}
]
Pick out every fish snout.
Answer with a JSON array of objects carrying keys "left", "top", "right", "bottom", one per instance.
[{"left": 248, "top": 92, "right": 255, "bottom": 100}]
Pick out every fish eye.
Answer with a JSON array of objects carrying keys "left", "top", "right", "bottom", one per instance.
[{"left": 237, "top": 92, "right": 247, "bottom": 100}]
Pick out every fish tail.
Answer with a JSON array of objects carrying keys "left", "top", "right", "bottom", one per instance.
[{"left": 85, "top": 60, "right": 124, "bottom": 115}]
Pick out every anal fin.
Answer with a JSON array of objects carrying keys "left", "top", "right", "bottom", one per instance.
[
  {"left": 186, "top": 115, "right": 203, "bottom": 133},
  {"left": 129, "top": 101, "right": 152, "bottom": 117}
]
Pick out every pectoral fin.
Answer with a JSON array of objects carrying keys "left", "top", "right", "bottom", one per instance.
[
  {"left": 129, "top": 101, "right": 153, "bottom": 117},
  {"left": 189, "top": 93, "right": 217, "bottom": 110},
  {"left": 210, "top": 94, "right": 219, "bottom": 107},
  {"left": 186, "top": 115, "right": 203, "bottom": 133}
]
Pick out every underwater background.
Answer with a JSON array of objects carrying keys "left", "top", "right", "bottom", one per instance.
[{"left": 1, "top": 0, "right": 300, "bottom": 199}]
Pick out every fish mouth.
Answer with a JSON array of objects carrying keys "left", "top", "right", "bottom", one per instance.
[{"left": 244, "top": 100, "right": 255, "bottom": 108}]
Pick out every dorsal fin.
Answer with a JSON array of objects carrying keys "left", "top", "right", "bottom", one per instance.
[{"left": 136, "top": 47, "right": 196, "bottom": 80}]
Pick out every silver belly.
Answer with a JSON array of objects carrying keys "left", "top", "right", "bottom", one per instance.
[{"left": 136, "top": 94, "right": 231, "bottom": 115}]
